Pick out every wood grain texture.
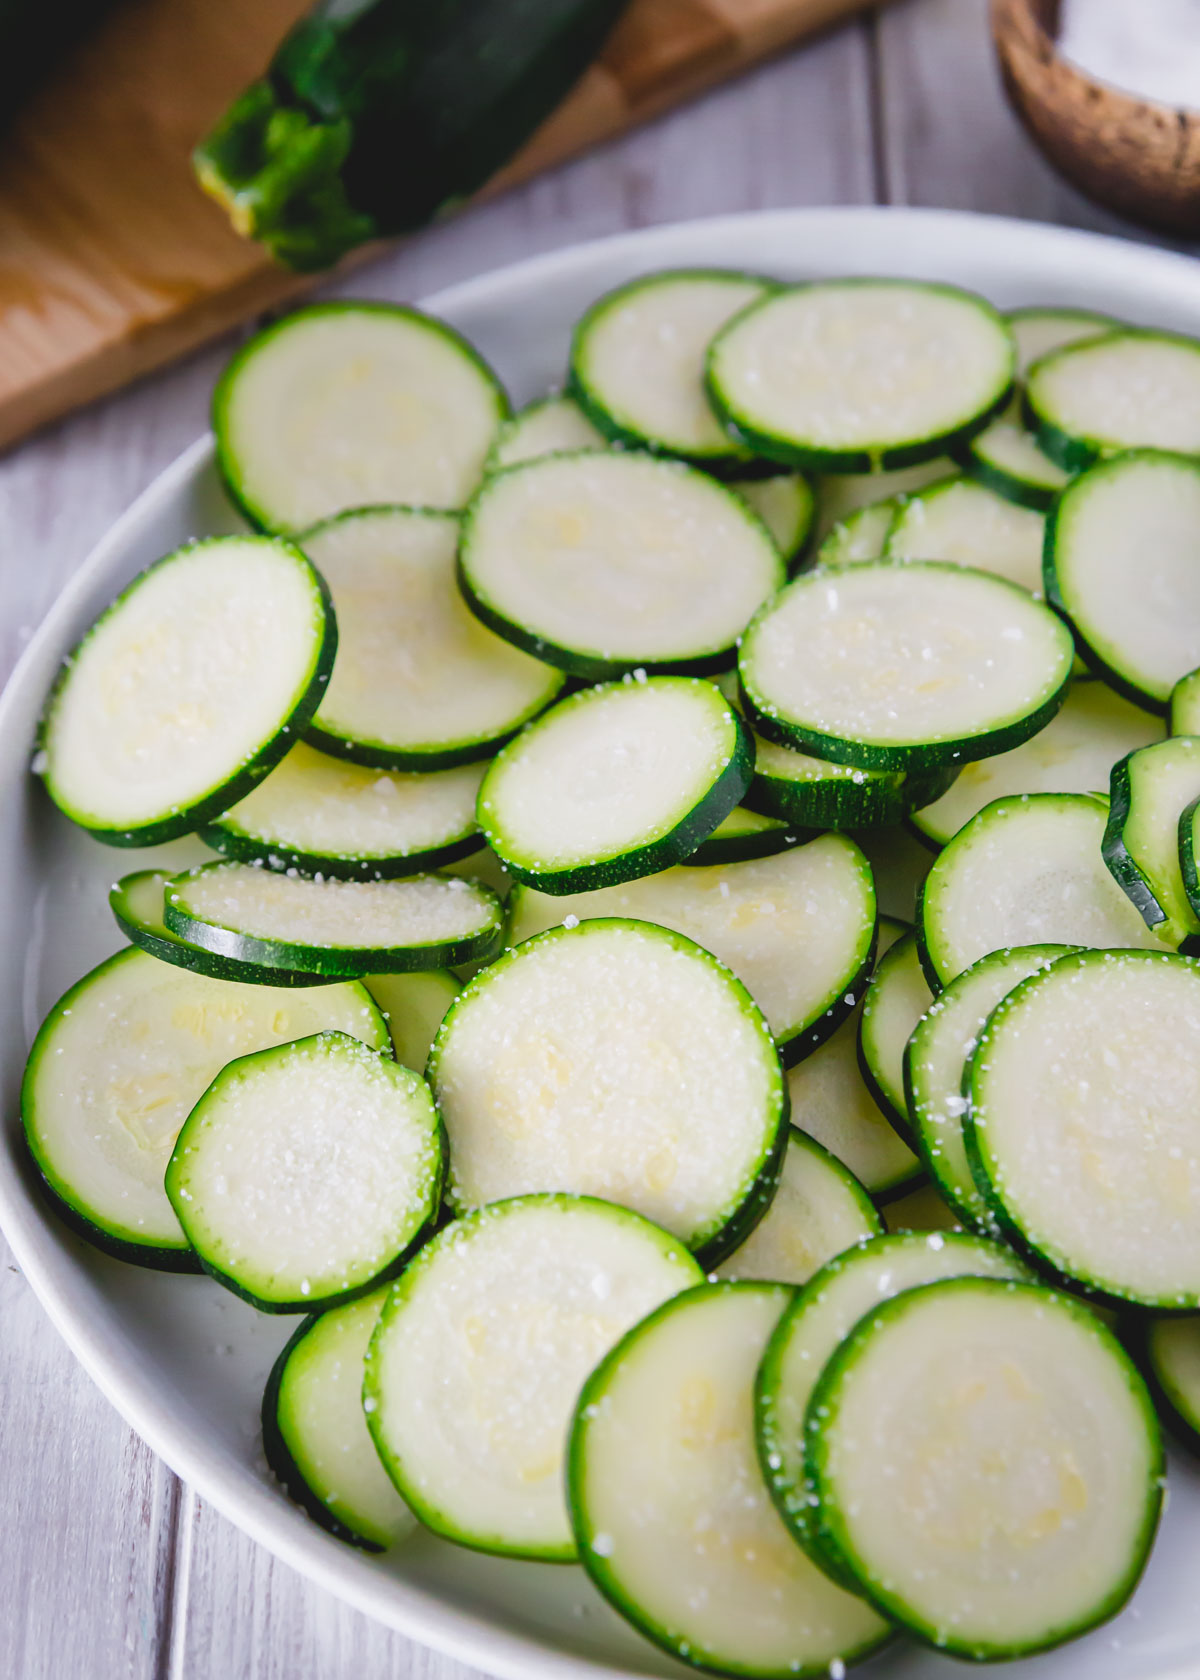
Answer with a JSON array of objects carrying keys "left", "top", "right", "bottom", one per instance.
[{"left": 0, "top": 0, "right": 880, "bottom": 454}]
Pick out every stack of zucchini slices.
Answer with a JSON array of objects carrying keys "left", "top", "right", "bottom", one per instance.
[{"left": 30, "top": 270, "right": 1200, "bottom": 1677}]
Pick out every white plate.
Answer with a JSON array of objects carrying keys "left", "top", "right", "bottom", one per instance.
[{"left": 4, "top": 207, "right": 1200, "bottom": 1680}]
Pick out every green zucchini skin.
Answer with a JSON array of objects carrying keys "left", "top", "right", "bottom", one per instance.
[
  {"left": 198, "top": 820, "right": 486, "bottom": 883},
  {"left": 954, "top": 440, "right": 1061, "bottom": 513},
  {"left": 681, "top": 816, "right": 808, "bottom": 868},
  {"left": 1102, "top": 752, "right": 1171, "bottom": 937},
  {"left": 1181, "top": 796, "right": 1200, "bottom": 924},
  {"left": 194, "top": 0, "right": 633, "bottom": 271},
  {"left": 1131, "top": 1317, "right": 1200, "bottom": 1462}
]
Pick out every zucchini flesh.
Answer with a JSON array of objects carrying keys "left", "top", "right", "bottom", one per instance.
[
  {"left": 883, "top": 474, "right": 1045, "bottom": 595},
  {"left": 1173, "top": 667, "right": 1200, "bottom": 734},
  {"left": 707, "top": 281, "right": 1013, "bottom": 473},
  {"left": 166, "top": 1031, "right": 443, "bottom": 1310},
  {"left": 737, "top": 474, "right": 815, "bottom": 565},
  {"left": 569, "top": 269, "right": 768, "bottom": 467},
  {"left": 263, "top": 1286, "right": 415, "bottom": 1550},
  {"left": 904, "top": 944, "right": 1074, "bottom": 1231},
  {"left": 911, "top": 677, "right": 1165, "bottom": 849},
  {"left": 194, "top": 0, "right": 633, "bottom": 270},
  {"left": 1027, "top": 329, "right": 1200, "bottom": 471},
  {"left": 164, "top": 862, "right": 505, "bottom": 977},
  {"left": 756, "top": 1232, "right": 1030, "bottom": 1580},
  {"left": 20, "top": 948, "right": 387, "bottom": 1265},
  {"left": 205, "top": 742, "right": 485, "bottom": 879},
  {"left": 814, "top": 458, "right": 949, "bottom": 542},
  {"left": 919, "top": 793, "right": 1162, "bottom": 987},
  {"left": 881, "top": 1178, "right": 962, "bottom": 1233},
  {"left": 739, "top": 562, "right": 1074, "bottom": 773},
  {"left": 716, "top": 1131, "right": 880, "bottom": 1285},
  {"left": 505, "top": 836, "right": 877, "bottom": 1065},
  {"left": 365, "top": 1194, "right": 703, "bottom": 1560},
  {"left": 856, "top": 931, "right": 933, "bottom": 1135},
  {"left": 460, "top": 451, "right": 784, "bottom": 679},
  {"left": 570, "top": 1283, "right": 892, "bottom": 1677},
  {"left": 428, "top": 919, "right": 787, "bottom": 1265},
  {"left": 487, "top": 394, "right": 605, "bottom": 471},
  {"left": 300, "top": 506, "right": 563, "bottom": 770},
  {"left": 214, "top": 305, "right": 508, "bottom": 531},
  {"left": 1104, "top": 737, "right": 1200, "bottom": 949},
  {"left": 683, "top": 805, "right": 797, "bottom": 868},
  {"left": 362, "top": 969, "right": 460, "bottom": 1072},
  {"left": 478, "top": 676, "right": 752, "bottom": 893},
  {"left": 1046, "top": 449, "right": 1200, "bottom": 711},
  {"left": 807, "top": 1278, "right": 1162, "bottom": 1658},
  {"left": 1143, "top": 1316, "right": 1200, "bottom": 1454},
  {"left": 814, "top": 499, "right": 898, "bottom": 567},
  {"left": 40, "top": 537, "right": 334, "bottom": 847}
]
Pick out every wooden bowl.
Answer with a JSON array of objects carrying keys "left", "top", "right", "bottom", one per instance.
[{"left": 992, "top": 0, "right": 1200, "bottom": 235}]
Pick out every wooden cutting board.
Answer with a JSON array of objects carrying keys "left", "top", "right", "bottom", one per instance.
[{"left": 0, "top": 0, "right": 876, "bottom": 453}]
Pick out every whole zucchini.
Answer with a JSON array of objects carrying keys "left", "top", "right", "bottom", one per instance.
[{"left": 195, "top": 0, "right": 632, "bottom": 271}]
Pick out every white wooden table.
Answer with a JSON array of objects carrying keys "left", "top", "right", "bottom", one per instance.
[{"left": 0, "top": 1, "right": 1172, "bottom": 1673}]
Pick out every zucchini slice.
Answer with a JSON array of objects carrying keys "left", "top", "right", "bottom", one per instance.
[
  {"left": 814, "top": 499, "right": 898, "bottom": 567},
  {"left": 40, "top": 537, "right": 334, "bottom": 847},
  {"left": 1026, "top": 328, "right": 1200, "bottom": 471},
  {"left": 856, "top": 931, "right": 933, "bottom": 1136},
  {"left": 961, "top": 308, "right": 1118, "bottom": 510},
  {"left": 814, "top": 458, "right": 949, "bottom": 542},
  {"left": 167, "top": 1032, "right": 443, "bottom": 1311},
  {"left": 164, "top": 863, "right": 505, "bottom": 977},
  {"left": 716, "top": 1131, "right": 880, "bottom": 1285},
  {"left": 966, "top": 948, "right": 1200, "bottom": 1306},
  {"left": 683, "top": 805, "right": 798, "bottom": 868},
  {"left": 569, "top": 269, "right": 769, "bottom": 470},
  {"left": 806, "top": 1278, "right": 1162, "bottom": 1658},
  {"left": 739, "top": 562, "right": 1074, "bottom": 773},
  {"left": 707, "top": 281, "right": 1013, "bottom": 473},
  {"left": 910, "top": 677, "right": 1165, "bottom": 849},
  {"left": 213, "top": 304, "right": 508, "bottom": 531},
  {"left": 505, "top": 836, "right": 877, "bottom": 1065},
  {"left": 20, "top": 948, "right": 388, "bottom": 1268},
  {"left": 919, "top": 793, "right": 1162, "bottom": 987},
  {"left": 1045, "top": 450, "right": 1200, "bottom": 711},
  {"left": 1142, "top": 1316, "right": 1200, "bottom": 1455},
  {"left": 746, "top": 730, "right": 955, "bottom": 831},
  {"left": 904, "top": 944, "right": 1075, "bottom": 1231},
  {"left": 883, "top": 475, "right": 1045, "bottom": 595},
  {"left": 487, "top": 394, "right": 605, "bottom": 471},
  {"left": 736, "top": 474, "right": 815, "bottom": 566},
  {"left": 1173, "top": 667, "right": 1200, "bottom": 734},
  {"left": 365, "top": 1194, "right": 703, "bottom": 1561},
  {"left": 428, "top": 919, "right": 788, "bottom": 1265},
  {"left": 204, "top": 743, "right": 485, "bottom": 880},
  {"left": 881, "top": 1179, "right": 962, "bottom": 1233},
  {"left": 459, "top": 451, "right": 784, "bottom": 680},
  {"left": 570, "top": 1282, "right": 892, "bottom": 1678},
  {"left": 362, "top": 970, "right": 461, "bottom": 1073},
  {"left": 300, "top": 506, "right": 563, "bottom": 771},
  {"left": 756, "top": 1232, "right": 1031, "bottom": 1579},
  {"left": 262, "top": 1285, "right": 416, "bottom": 1551},
  {"left": 477, "top": 677, "right": 752, "bottom": 893},
  {"left": 1104, "top": 737, "right": 1200, "bottom": 949}
]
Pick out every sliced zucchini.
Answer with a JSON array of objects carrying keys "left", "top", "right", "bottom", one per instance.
[
  {"left": 477, "top": 677, "right": 752, "bottom": 893},
  {"left": 904, "top": 944, "right": 1074, "bottom": 1230},
  {"left": 1027, "top": 328, "right": 1200, "bottom": 471},
  {"left": 164, "top": 863, "right": 504, "bottom": 977},
  {"left": 362, "top": 970, "right": 460, "bottom": 1073},
  {"left": 213, "top": 303, "right": 508, "bottom": 531},
  {"left": 716, "top": 1131, "right": 881, "bottom": 1285},
  {"left": 166, "top": 1032, "right": 443, "bottom": 1311},
  {"left": 814, "top": 458, "right": 949, "bottom": 541},
  {"left": 39, "top": 536, "right": 334, "bottom": 847},
  {"left": 807, "top": 1278, "right": 1162, "bottom": 1658},
  {"left": 428, "top": 919, "right": 787, "bottom": 1265},
  {"left": 299, "top": 506, "right": 563, "bottom": 771},
  {"left": 910, "top": 677, "right": 1165, "bottom": 849},
  {"left": 883, "top": 475, "right": 1045, "bottom": 595},
  {"left": 569, "top": 269, "right": 769, "bottom": 469},
  {"left": 739, "top": 562, "right": 1074, "bottom": 773},
  {"left": 961, "top": 308, "right": 1117, "bottom": 510},
  {"left": 919, "top": 793, "right": 1162, "bottom": 987},
  {"left": 746, "top": 729, "right": 955, "bottom": 831},
  {"left": 1046, "top": 450, "right": 1200, "bottom": 710},
  {"left": 814, "top": 499, "right": 898, "bottom": 566},
  {"left": 487, "top": 394, "right": 605, "bottom": 471},
  {"left": 505, "top": 836, "right": 877, "bottom": 1066},
  {"left": 736, "top": 474, "right": 815, "bottom": 566},
  {"left": 459, "top": 451, "right": 784, "bottom": 680},
  {"left": 881, "top": 1179, "right": 962, "bottom": 1233},
  {"left": 856, "top": 931, "right": 933, "bottom": 1135},
  {"left": 570, "top": 1282, "right": 892, "bottom": 1678},
  {"left": 1173, "top": 667, "right": 1200, "bottom": 734},
  {"left": 1104, "top": 737, "right": 1200, "bottom": 949},
  {"left": 756, "top": 1232, "right": 1030, "bottom": 1578},
  {"left": 203, "top": 743, "right": 485, "bottom": 879},
  {"left": 21, "top": 948, "right": 387, "bottom": 1267},
  {"left": 262, "top": 1286, "right": 416, "bottom": 1550},
  {"left": 1142, "top": 1316, "right": 1200, "bottom": 1455},
  {"left": 682, "top": 805, "right": 798, "bottom": 868},
  {"left": 968, "top": 948, "right": 1200, "bottom": 1304},
  {"left": 365, "top": 1194, "right": 703, "bottom": 1560},
  {"left": 707, "top": 281, "right": 1013, "bottom": 473}
]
